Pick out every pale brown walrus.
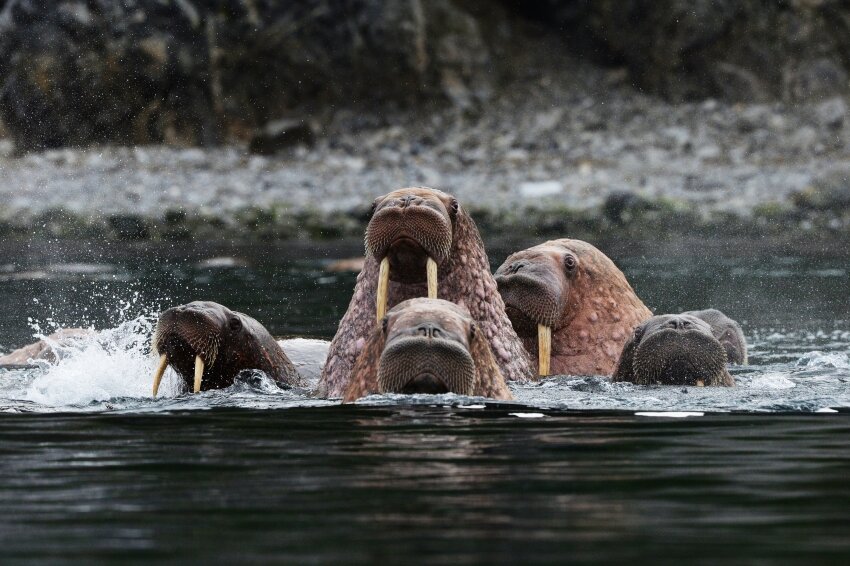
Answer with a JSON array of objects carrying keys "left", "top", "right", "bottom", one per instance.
[
  {"left": 494, "top": 239, "right": 652, "bottom": 377},
  {"left": 612, "top": 309, "right": 747, "bottom": 386},
  {"left": 344, "top": 298, "right": 512, "bottom": 402},
  {"left": 320, "top": 187, "right": 532, "bottom": 398}
]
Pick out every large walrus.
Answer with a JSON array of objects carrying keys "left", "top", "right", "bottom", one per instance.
[
  {"left": 495, "top": 239, "right": 652, "bottom": 377},
  {"left": 320, "top": 187, "right": 532, "bottom": 398},
  {"left": 612, "top": 309, "right": 747, "bottom": 386},
  {"left": 344, "top": 298, "right": 512, "bottom": 402},
  {"left": 151, "top": 301, "right": 304, "bottom": 394}
]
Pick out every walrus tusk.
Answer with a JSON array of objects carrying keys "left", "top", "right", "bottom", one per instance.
[
  {"left": 152, "top": 354, "right": 168, "bottom": 398},
  {"left": 426, "top": 257, "right": 438, "bottom": 299},
  {"left": 194, "top": 355, "right": 204, "bottom": 393},
  {"left": 377, "top": 257, "right": 390, "bottom": 324},
  {"left": 537, "top": 324, "right": 551, "bottom": 376},
  {"left": 696, "top": 380, "right": 705, "bottom": 387}
]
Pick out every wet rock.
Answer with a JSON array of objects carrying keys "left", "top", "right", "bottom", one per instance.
[
  {"left": 813, "top": 97, "right": 846, "bottom": 130},
  {"left": 108, "top": 215, "right": 149, "bottom": 240},
  {"left": 791, "top": 168, "right": 850, "bottom": 211},
  {"left": 249, "top": 120, "right": 316, "bottom": 155},
  {"left": 603, "top": 192, "right": 654, "bottom": 226},
  {"left": 0, "top": 0, "right": 491, "bottom": 149}
]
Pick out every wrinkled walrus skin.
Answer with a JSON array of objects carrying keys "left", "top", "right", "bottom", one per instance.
[
  {"left": 495, "top": 239, "right": 652, "bottom": 376},
  {"left": 319, "top": 187, "right": 532, "bottom": 398},
  {"left": 344, "top": 298, "right": 513, "bottom": 402}
]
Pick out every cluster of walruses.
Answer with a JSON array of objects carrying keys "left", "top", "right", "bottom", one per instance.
[{"left": 1, "top": 187, "right": 747, "bottom": 399}]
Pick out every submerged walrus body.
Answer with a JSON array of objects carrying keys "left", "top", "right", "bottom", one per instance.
[
  {"left": 612, "top": 309, "right": 747, "bottom": 387},
  {"left": 151, "top": 301, "right": 303, "bottom": 394},
  {"left": 320, "top": 187, "right": 532, "bottom": 398},
  {"left": 495, "top": 239, "right": 652, "bottom": 377},
  {"left": 344, "top": 298, "right": 513, "bottom": 402}
]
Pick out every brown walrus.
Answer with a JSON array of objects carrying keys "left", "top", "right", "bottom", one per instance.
[
  {"left": 320, "top": 187, "right": 532, "bottom": 398},
  {"left": 612, "top": 309, "right": 747, "bottom": 386},
  {"left": 151, "top": 301, "right": 303, "bottom": 394},
  {"left": 344, "top": 298, "right": 512, "bottom": 402},
  {"left": 494, "top": 239, "right": 652, "bottom": 377}
]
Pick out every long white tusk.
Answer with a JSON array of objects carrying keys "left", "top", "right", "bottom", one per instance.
[
  {"left": 377, "top": 257, "right": 390, "bottom": 324},
  {"left": 537, "top": 324, "right": 551, "bottom": 377},
  {"left": 152, "top": 354, "right": 168, "bottom": 398},
  {"left": 426, "top": 257, "right": 438, "bottom": 299},
  {"left": 696, "top": 380, "right": 705, "bottom": 387},
  {"left": 194, "top": 355, "right": 204, "bottom": 393}
]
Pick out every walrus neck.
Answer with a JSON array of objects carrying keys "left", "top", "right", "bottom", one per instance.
[{"left": 546, "top": 270, "right": 652, "bottom": 376}]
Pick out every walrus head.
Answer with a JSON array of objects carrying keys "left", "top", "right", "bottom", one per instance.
[
  {"left": 495, "top": 239, "right": 651, "bottom": 377},
  {"left": 365, "top": 187, "right": 458, "bottom": 320},
  {"left": 612, "top": 314, "right": 734, "bottom": 386},
  {"left": 151, "top": 301, "right": 298, "bottom": 395},
  {"left": 344, "top": 298, "right": 512, "bottom": 402}
]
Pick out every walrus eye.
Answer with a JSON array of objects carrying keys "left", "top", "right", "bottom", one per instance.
[
  {"left": 229, "top": 317, "right": 242, "bottom": 331},
  {"left": 381, "top": 317, "right": 388, "bottom": 334},
  {"left": 469, "top": 322, "right": 477, "bottom": 340},
  {"left": 449, "top": 199, "right": 459, "bottom": 216},
  {"left": 564, "top": 255, "right": 577, "bottom": 272}
]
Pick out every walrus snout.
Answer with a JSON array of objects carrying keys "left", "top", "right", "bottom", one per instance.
[
  {"left": 377, "top": 337, "right": 476, "bottom": 396},
  {"left": 376, "top": 301, "right": 477, "bottom": 396},
  {"left": 628, "top": 315, "right": 733, "bottom": 387}
]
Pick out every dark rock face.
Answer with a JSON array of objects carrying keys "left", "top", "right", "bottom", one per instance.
[
  {"left": 521, "top": 0, "right": 850, "bottom": 103},
  {"left": 0, "top": 0, "right": 491, "bottom": 150}
]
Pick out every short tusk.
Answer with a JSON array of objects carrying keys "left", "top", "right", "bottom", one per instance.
[
  {"left": 152, "top": 354, "right": 168, "bottom": 398},
  {"left": 696, "top": 380, "right": 705, "bottom": 387},
  {"left": 377, "top": 257, "right": 390, "bottom": 324},
  {"left": 537, "top": 324, "right": 551, "bottom": 376},
  {"left": 194, "top": 355, "right": 204, "bottom": 393},
  {"left": 426, "top": 257, "right": 438, "bottom": 299}
]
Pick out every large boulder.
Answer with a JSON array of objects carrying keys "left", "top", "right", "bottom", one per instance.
[
  {"left": 521, "top": 0, "right": 850, "bottom": 102},
  {"left": 0, "top": 0, "right": 491, "bottom": 150}
]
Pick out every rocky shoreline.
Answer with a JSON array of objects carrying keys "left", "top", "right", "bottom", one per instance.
[{"left": 1, "top": 89, "right": 849, "bottom": 246}]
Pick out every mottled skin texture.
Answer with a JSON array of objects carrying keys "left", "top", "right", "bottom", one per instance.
[
  {"left": 344, "top": 298, "right": 512, "bottom": 402},
  {"left": 612, "top": 312, "right": 742, "bottom": 386},
  {"left": 495, "top": 239, "right": 652, "bottom": 376},
  {"left": 320, "top": 187, "right": 532, "bottom": 398},
  {"left": 154, "top": 301, "right": 302, "bottom": 391}
]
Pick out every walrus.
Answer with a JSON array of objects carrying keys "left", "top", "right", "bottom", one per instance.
[
  {"left": 151, "top": 301, "right": 303, "bottom": 394},
  {"left": 494, "top": 239, "right": 652, "bottom": 377},
  {"left": 344, "top": 298, "right": 512, "bottom": 402},
  {"left": 612, "top": 310, "right": 747, "bottom": 386},
  {"left": 0, "top": 328, "right": 93, "bottom": 367},
  {"left": 320, "top": 187, "right": 532, "bottom": 398}
]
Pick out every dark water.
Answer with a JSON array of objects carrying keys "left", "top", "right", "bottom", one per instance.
[{"left": 0, "top": 238, "right": 848, "bottom": 562}]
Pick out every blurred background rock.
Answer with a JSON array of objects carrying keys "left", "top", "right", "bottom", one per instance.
[{"left": 0, "top": 0, "right": 848, "bottom": 243}]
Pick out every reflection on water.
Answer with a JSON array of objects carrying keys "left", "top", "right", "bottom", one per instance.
[
  {"left": 1, "top": 407, "right": 849, "bottom": 563},
  {"left": 0, "top": 240, "right": 848, "bottom": 561}
]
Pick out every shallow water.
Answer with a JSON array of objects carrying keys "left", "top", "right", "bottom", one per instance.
[{"left": 0, "top": 240, "right": 848, "bottom": 561}]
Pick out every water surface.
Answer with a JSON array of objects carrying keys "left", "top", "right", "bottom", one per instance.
[{"left": 0, "top": 239, "right": 848, "bottom": 562}]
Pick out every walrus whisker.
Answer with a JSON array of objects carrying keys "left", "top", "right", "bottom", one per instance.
[
  {"left": 538, "top": 324, "right": 551, "bottom": 376},
  {"left": 152, "top": 354, "right": 168, "bottom": 398},
  {"left": 377, "top": 257, "right": 390, "bottom": 324},
  {"left": 194, "top": 355, "right": 204, "bottom": 393},
  {"left": 426, "top": 257, "right": 438, "bottom": 299}
]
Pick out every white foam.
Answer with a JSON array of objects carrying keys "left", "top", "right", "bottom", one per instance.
[
  {"left": 509, "top": 412, "right": 546, "bottom": 418},
  {"left": 21, "top": 316, "right": 183, "bottom": 407},
  {"left": 635, "top": 411, "right": 705, "bottom": 418},
  {"left": 796, "top": 351, "right": 850, "bottom": 370}
]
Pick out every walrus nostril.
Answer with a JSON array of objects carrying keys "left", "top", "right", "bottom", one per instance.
[{"left": 416, "top": 323, "right": 442, "bottom": 338}]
